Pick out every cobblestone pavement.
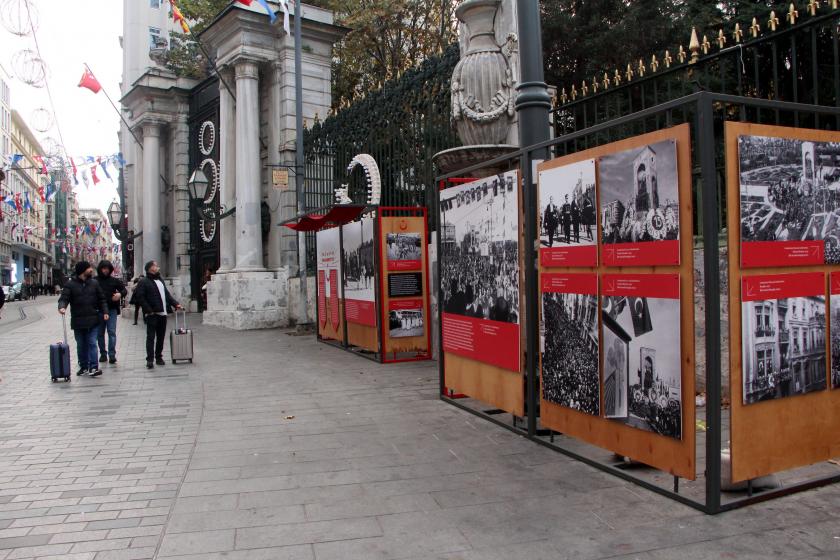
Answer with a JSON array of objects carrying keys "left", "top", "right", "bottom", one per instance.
[{"left": 1, "top": 300, "right": 840, "bottom": 559}]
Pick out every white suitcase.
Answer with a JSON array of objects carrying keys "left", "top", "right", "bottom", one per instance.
[{"left": 170, "top": 310, "right": 194, "bottom": 364}]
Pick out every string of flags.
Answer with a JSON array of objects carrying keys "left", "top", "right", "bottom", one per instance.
[{"left": 1, "top": 152, "right": 124, "bottom": 188}]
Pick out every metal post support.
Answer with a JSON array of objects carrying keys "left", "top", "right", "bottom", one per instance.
[
  {"left": 435, "top": 182, "right": 446, "bottom": 398},
  {"left": 294, "top": 1, "right": 310, "bottom": 325},
  {"left": 696, "top": 93, "right": 723, "bottom": 514},
  {"left": 515, "top": 1, "right": 551, "bottom": 437}
]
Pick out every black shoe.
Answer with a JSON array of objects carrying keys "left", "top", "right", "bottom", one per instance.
[
  {"left": 99, "top": 355, "right": 107, "bottom": 363},
  {"left": 109, "top": 357, "right": 117, "bottom": 364},
  {"left": 155, "top": 358, "right": 166, "bottom": 366},
  {"left": 146, "top": 361, "right": 154, "bottom": 369},
  {"left": 90, "top": 369, "right": 103, "bottom": 377},
  {"left": 76, "top": 368, "right": 88, "bottom": 376},
  {"left": 133, "top": 322, "right": 138, "bottom": 325}
]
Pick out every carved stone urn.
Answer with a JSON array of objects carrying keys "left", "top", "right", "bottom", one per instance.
[{"left": 451, "top": 0, "right": 516, "bottom": 146}]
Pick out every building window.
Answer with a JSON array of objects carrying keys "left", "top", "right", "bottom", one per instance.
[
  {"left": 149, "top": 27, "right": 167, "bottom": 50},
  {"left": 150, "top": 0, "right": 161, "bottom": 8}
]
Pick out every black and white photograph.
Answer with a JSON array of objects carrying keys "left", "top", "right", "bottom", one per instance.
[
  {"left": 389, "top": 307, "right": 424, "bottom": 338},
  {"left": 386, "top": 233, "right": 422, "bottom": 262},
  {"left": 342, "top": 217, "right": 375, "bottom": 302},
  {"left": 738, "top": 134, "right": 840, "bottom": 264},
  {"left": 602, "top": 290, "right": 682, "bottom": 439},
  {"left": 541, "top": 291, "right": 599, "bottom": 415},
  {"left": 599, "top": 139, "right": 680, "bottom": 245},
  {"left": 440, "top": 171, "right": 520, "bottom": 324},
  {"left": 603, "top": 314, "right": 629, "bottom": 419},
  {"left": 742, "top": 295, "right": 827, "bottom": 404},
  {"left": 831, "top": 289, "right": 840, "bottom": 390},
  {"left": 539, "top": 159, "right": 597, "bottom": 248}
]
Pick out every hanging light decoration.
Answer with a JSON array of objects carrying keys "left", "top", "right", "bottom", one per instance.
[
  {"left": 0, "top": 0, "right": 38, "bottom": 37},
  {"left": 11, "top": 48, "right": 47, "bottom": 87},
  {"left": 30, "top": 107, "right": 52, "bottom": 132}
]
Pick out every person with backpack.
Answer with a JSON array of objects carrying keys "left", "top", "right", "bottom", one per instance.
[
  {"left": 96, "top": 260, "right": 127, "bottom": 364},
  {"left": 58, "top": 261, "right": 108, "bottom": 377},
  {"left": 134, "top": 260, "right": 182, "bottom": 369}
]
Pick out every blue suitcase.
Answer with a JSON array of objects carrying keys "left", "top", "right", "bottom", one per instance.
[{"left": 50, "top": 315, "right": 71, "bottom": 383}]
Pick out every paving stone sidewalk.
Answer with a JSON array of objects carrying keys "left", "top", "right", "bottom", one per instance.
[{"left": 0, "top": 300, "right": 839, "bottom": 559}]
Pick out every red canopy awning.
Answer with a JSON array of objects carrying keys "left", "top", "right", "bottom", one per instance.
[{"left": 282, "top": 205, "right": 367, "bottom": 232}]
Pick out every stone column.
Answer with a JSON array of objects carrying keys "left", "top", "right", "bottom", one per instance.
[
  {"left": 169, "top": 114, "right": 192, "bottom": 302},
  {"left": 132, "top": 134, "right": 144, "bottom": 276},
  {"left": 234, "top": 60, "right": 264, "bottom": 270},
  {"left": 142, "top": 123, "right": 162, "bottom": 265},
  {"left": 218, "top": 68, "right": 236, "bottom": 272}
]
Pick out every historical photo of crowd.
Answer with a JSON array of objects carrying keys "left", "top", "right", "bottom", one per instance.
[
  {"left": 742, "top": 295, "right": 827, "bottom": 405},
  {"left": 342, "top": 217, "right": 376, "bottom": 301},
  {"left": 440, "top": 172, "right": 520, "bottom": 324},
  {"left": 602, "top": 293, "right": 682, "bottom": 439},
  {"left": 386, "top": 233, "right": 422, "bottom": 263},
  {"left": 541, "top": 292, "right": 599, "bottom": 415},
  {"left": 831, "top": 292, "right": 840, "bottom": 389},
  {"left": 389, "top": 307, "right": 424, "bottom": 338},
  {"left": 539, "top": 159, "right": 597, "bottom": 248},
  {"left": 600, "top": 140, "right": 680, "bottom": 245},
  {"left": 739, "top": 135, "right": 840, "bottom": 263}
]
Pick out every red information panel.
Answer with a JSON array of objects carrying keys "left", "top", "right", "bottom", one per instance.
[
  {"left": 832, "top": 272, "right": 840, "bottom": 296},
  {"left": 346, "top": 299, "right": 376, "bottom": 326},
  {"left": 540, "top": 246, "right": 597, "bottom": 268},
  {"left": 317, "top": 270, "right": 326, "bottom": 327},
  {"left": 741, "top": 241, "right": 824, "bottom": 268},
  {"left": 442, "top": 313, "right": 520, "bottom": 373},
  {"left": 741, "top": 272, "right": 825, "bottom": 302},
  {"left": 602, "top": 273, "right": 681, "bottom": 299},
  {"left": 542, "top": 272, "right": 598, "bottom": 294},
  {"left": 329, "top": 269, "right": 339, "bottom": 330},
  {"left": 602, "top": 242, "right": 680, "bottom": 267},
  {"left": 388, "top": 259, "right": 421, "bottom": 271},
  {"left": 390, "top": 298, "right": 424, "bottom": 311}
]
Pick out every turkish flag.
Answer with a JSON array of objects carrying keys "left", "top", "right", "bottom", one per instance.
[
  {"left": 78, "top": 68, "right": 102, "bottom": 94},
  {"left": 236, "top": 0, "right": 252, "bottom": 4}
]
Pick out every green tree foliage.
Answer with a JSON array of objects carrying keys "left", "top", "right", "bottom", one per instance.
[{"left": 541, "top": 0, "right": 788, "bottom": 91}]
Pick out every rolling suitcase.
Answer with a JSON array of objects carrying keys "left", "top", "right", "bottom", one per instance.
[
  {"left": 50, "top": 315, "right": 72, "bottom": 383},
  {"left": 170, "top": 310, "right": 193, "bottom": 364}
]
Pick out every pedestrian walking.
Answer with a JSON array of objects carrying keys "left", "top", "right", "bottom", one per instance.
[
  {"left": 134, "top": 261, "right": 182, "bottom": 369},
  {"left": 96, "top": 260, "right": 127, "bottom": 364},
  {"left": 0, "top": 280, "right": 5, "bottom": 319},
  {"left": 129, "top": 277, "right": 143, "bottom": 325},
  {"left": 57, "top": 261, "right": 108, "bottom": 377}
]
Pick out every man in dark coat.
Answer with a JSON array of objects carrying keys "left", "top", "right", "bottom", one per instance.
[
  {"left": 58, "top": 261, "right": 108, "bottom": 376},
  {"left": 96, "top": 260, "right": 127, "bottom": 364},
  {"left": 543, "top": 196, "right": 559, "bottom": 247},
  {"left": 561, "top": 195, "right": 572, "bottom": 244},
  {"left": 134, "top": 260, "right": 182, "bottom": 369}
]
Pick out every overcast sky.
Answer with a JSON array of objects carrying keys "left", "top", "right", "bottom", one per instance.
[{"left": 0, "top": 0, "right": 123, "bottom": 214}]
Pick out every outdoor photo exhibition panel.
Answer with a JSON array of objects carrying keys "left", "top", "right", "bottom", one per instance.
[
  {"left": 316, "top": 226, "right": 345, "bottom": 344},
  {"left": 379, "top": 208, "right": 431, "bottom": 362},
  {"left": 342, "top": 214, "right": 379, "bottom": 353},
  {"left": 439, "top": 171, "right": 525, "bottom": 416},
  {"left": 727, "top": 122, "right": 840, "bottom": 483},
  {"left": 537, "top": 125, "right": 696, "bottom": 480}
]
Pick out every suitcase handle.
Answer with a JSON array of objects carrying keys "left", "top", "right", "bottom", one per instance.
[
  {"left": 61, "top": 314, "right": 68, "bottom": 346},
  {"left": 174, "top": 309, "right": 187, "bottom": 332}
]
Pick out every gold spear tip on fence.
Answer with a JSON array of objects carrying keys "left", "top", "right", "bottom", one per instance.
[
  {"left": 717, "top": 29, "right": 727, "bottom": 48},
  {"left": 808, "top": 0, "right": 820, "bottom": 16},
  {"left": 689, "top": 28, "right": 700, "bottom": 63},
  {"left": 787, "top": 3, "right": 799, "bottom": 23},
  {"left": 701, "top": 34, "right": 711, "bottom": 55},
  {"left": 750, "top": 17, "right": 761, "bottom": 38},
  {"left": 613, "top": 68, "right": 622, "bottom": 86},
  {"left": 591, "top": 76, "right": 599, "bottom": 92},
  {"left": 678, "top": 45, "right": 687, "bottom": 64},
  {"left": 663, "top": 50, "right": 673, "bottom": 68},
  {"left": 560, "top": 88, "right": 568, "bottom": 104},
  {"left": 602, "top": 72, "right": 610, "bottom": 89},
  {"left": 638, "top": 59, "right": 646, "bottom": 76},
  {"left": 651, "top": 54, "right": 659, "bottom": 72},
  {"left": 581, "top": 80, "right": 588, "bottom": 96},
  {"left": 625, "top": 63, "right": 634, "bottom": 81},
  {"left": 769, "top": 10, "right": 779, "bottom": 31},
  {"left": 733, "top": 23, "right": 743, "bottom": 43}
]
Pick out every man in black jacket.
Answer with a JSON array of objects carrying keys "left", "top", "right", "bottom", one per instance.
[
  {"left": 135, "top": 260, "right": 181, "bottom": 369},
  {"left": 0, "top": 280, "right": 5, "bottom": 319},
  {"left": 96, "top": 260, "right": 127, "bottom": 364},
  {"left": 58, "top": 261, "right": 108, "bottom": 377}
]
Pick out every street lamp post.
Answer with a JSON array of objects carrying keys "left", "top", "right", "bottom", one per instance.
[{"left": 107, "top": 200, "right": 141, "bottom": 279}]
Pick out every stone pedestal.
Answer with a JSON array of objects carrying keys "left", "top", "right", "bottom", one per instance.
[{"left": 203, "top": 269, "right": 289, "bottom": 330}]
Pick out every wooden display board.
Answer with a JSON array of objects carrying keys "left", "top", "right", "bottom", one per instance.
[
  {"left": 726, "top": 122, "right": 840, "bottom": 482},
  {"left": 537, "top": 125, "right": 696, "bottom": 480},
  {"left": 440, "top": 172, "right": 526, "bottom": 418},
  {"left": 379, "top": 209, "right": 432, "bottom": 361}
]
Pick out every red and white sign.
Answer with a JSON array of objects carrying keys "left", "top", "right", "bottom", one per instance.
[
  {"left": 741, "top": 240, "right": 824, "bottom": 268},
  {"left": 316, "top": 227, "right": 342, "bottom": 332},
  {"left": 742, "top": 272, "right": 825, "bottom": 302},
  {"left": 329, "top": 269, "right": 340, "bottom": 330},
  {"left": 442, "top": 313, "right": 520, "bottom": 373},
  {"left": 602, "top": 273, "right": 681, "bottom": 299},
  {"left": 317, "top": 270, "right": 326, "bottom": 327},
  {"left": 345, "top": 300, "right": 376, "bottom": 326},
  {"left": 542, "top": 272, "right": 598, "bottom": 295},
  {"left": 831, "top": 272, "right": 840, "bottom": 295},
  {"left": 602, "top": 241, "right": 680, "bottom": 267},
  {"left": 390, "top": 298, "right": 423, "bottom": 311}
]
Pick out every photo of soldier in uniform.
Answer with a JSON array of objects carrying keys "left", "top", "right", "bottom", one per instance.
[
  {"left": 440, "top": 172, "right": 519, "bottom": 325},
  {"left": 541, "top": 291, "right": 599, "bottom": 415},
  {"left": 742, "top": 295, "right": 827, "bottom": 404},
  {"left": 599, "top": 140, "right": 680, "bottom": 246},
  {"left": 738, "top": 135, "right": 840, "bottom": 263},
  {"left": 342, "top": 217, "right": 375, "bottom": 302},
  {"left": 389, "top": 307, "right": 424, "bottom": 338},
  {"left": 386, "top": 233, "right": 422, "bottom": 263},
  {"left": 539, "top": 159, "right": 597, "bottom": 248},
  {"left": 602, "top": 291, "right": 682, "bottom": 439}
]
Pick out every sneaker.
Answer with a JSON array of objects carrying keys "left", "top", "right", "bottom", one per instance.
[
  {"left": 146, "top": 361, "right": 154, "bottom": 369},
  {"left": 90, "top": 369, "right": 103, "bottom": 377},
  {"left": 109, "top": 357, "right": 117, "bottom": 364},
  {"left": 155, "top": 358, "right": 166, "bottom": 366},
  {"left": 99, "top": 355, "right": 107, "bottom": 363},
  {"left": 76, "top": 367, "right": 88, "bottom": 376}
]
